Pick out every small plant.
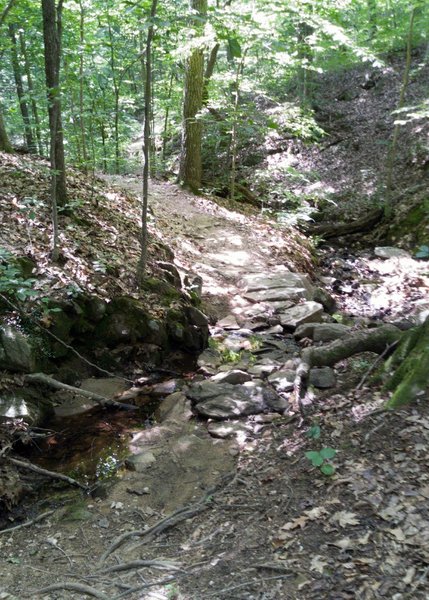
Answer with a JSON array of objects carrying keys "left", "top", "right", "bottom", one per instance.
[
  {"left": 305, "top": 447, "right": 337, "bottom": 476},
  {"left": 415, "top": 245, "right": 429, "bottom": 259},
  {"left": 0, "top": 249, "right": 38, "bottom": 301}
]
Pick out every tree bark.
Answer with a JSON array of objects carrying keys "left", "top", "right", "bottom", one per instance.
[
  {"left": 137, "top": 0, "right": 158, "bottom": 284},
  {"left": 42, "top": 0, "right": 67, "bottom": 210},
  {"left": 19, "top": 31, "right": 44, "bottom": 156},
  {"left": 179, "top": 0, "right": 207, "bottom": 193},
  {"left": 8, "top": 23, "right": 36, "bottom": 153},
  {"left": 0, "top": 103, "right": 13, "bottom": 153}
]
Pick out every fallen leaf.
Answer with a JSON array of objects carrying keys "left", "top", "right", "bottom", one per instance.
[{"left": 331, "top": 511, "right": 360, "bottom": 528}]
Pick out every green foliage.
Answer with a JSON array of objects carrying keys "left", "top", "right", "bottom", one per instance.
[
  {"left": 305, "top": 447, "right": 337, "bottom": 476},
  {"left": 0, "top": 249, "right": 37, "bottom": 302}
]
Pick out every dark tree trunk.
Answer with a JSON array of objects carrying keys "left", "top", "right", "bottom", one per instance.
[
  {"left": 19, "top": 31, "right": 44, "bottom": 155},
  {"left": 179, "top": 0, "right": 207, "bottom": 193},
  {"left": 0, "top": 104, "right": 13, "bottom": 153},
  {"left": 42, "top": 0, "right": 67, "bottom": 208},
  {"left": 8, "top": 24, "right": 36, "bottom": 153}
]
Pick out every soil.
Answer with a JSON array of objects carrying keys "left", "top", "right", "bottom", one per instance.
[{"left": 1, "top": 54, "right": 429, "bottom": 600}]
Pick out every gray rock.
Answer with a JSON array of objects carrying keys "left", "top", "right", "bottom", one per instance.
[
  {"left": 125, "top": 451, "right": 156, "bottom": 472},
  {"left": 294, "top": 323, "right": 317, "bottom": 339},
  {"left": 279, "top": 302, "right": 324, "bottom": 330},
  {"left": 240, "top": 272, "right": 314, "bottom": 297},
  {"left": 210, "top": 369, "right": 252, "bottom": 385},
  {"left": 248, "top": 363, "right": 279, "bottom": 376},
  {"left": 207, "top": 421, "right": 249, "bottom": 439},
  {"left": 312, "top": 287, "right": 337, "bottom": 314},
  {"left": 267, "top": 369, "right": 295, "bottom": 392},
  {"left": 374, "top": 246, "right": 411, "bottom": 259},
  {"left": 309, "top": 367, "right": 336, "bottom": 388},
  {"left": 186, "top": 306, "right": 209, "bottom": 328},
  {"left": 312, "top": 323, "right": 351, "bottom": 342},
  {"left": 0, "top": 390, "right": 53, "bottom": 426},
  {"left": 0, "top": 325, "right": 36, "bottom": 372},
  {"left": 217, "top": 315, "right": 240, "bottom": 330},
  {"left": 197, "top": 348, "right": 222, "bottom": 371},
  {"left": 243, "top": 287, "right": 309, "bottom": 304},
  {"left": 80, "top": 377, "right": 128, "bottom": 398},
  {"left": 156, "top": 261, "right": 182, "bottom": 288},
  {"left": 194, "top": 393, "right": 265, "bottom": 419},
  {"left": 156, "top": 392, "right": 193, "bottom": 423}
]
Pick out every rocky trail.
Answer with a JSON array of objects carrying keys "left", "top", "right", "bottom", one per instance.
[{"left": 2, "top": 173, "right": 429, "bottom": 600}]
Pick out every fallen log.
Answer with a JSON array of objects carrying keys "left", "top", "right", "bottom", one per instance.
[
  {"left": 24, "top": 373, "right": 137, "bottom": 411},
  {"left": 305, "top": 207, "right": 384, "bottom": 239}
]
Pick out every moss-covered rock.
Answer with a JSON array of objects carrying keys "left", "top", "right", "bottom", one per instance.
[{"left": 94, "top": 296, "right": 150, "bottom": 347}]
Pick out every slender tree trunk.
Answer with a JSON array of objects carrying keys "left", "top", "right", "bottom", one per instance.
[
  {"left": 161, "top": 71, "right": 174, "bottom": 161},
  {"left": 107, "top": 21, "right": 121, "bottom": 173},
  {"left": 179, "top": 0, "right": 207, "bottom": 193},
  {"left": 9, "top": 24, "right": 36, "bottom": 152},
  {"left": 42, "top": 0, "right": 67, "bottom": 210},
  {"left": 0, "top": 0, "right": 17, "bottom": 27},
  {"left": 229, "top": 50, "right": 247, "bottom": 201},
  {"left": 0, "top": 103, "right": 13, "bottom": 152},
  {"left": 367, "top": 0, "right": 377, "bottom": 41},
  {"left": 78, "top": 0, "right": 88, "bottom": 169},
  {"left": 137, "top": 0, "right": 158, "bottom": 284},
  {"left": 19, "top": 32, "right": 44, "bottom": 155},
  {"left": 384, "top": 7, "right": 415, "bottom": 219}
]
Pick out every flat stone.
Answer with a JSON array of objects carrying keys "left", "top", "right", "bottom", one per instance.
[
  {"left": 374, "top": 246, "right": 411, "bottom": 259},
  {"left": 309, "top": 367, "right": 336, "bottom": 388},
  {"left": 0, "top": 325, "right": 36, "bottom": 372},
  {"left": 240, "top": 272, "right": 314, "bottom": 296},
  {"left": 194, "top": 394, "right": 265, "bottom": 419},
  {"left": 207, "top": 421, "right": 249, "bottom": 439},
  {"left": 267, "top": 369, "right": 296, "bottom": 392},
  {"left": 294, "top": 323, "right": 317, "bottom": 339},
  {"left": 197, "top": 348, "right": 222, "bottom": 370},
  {"left": 80, "top": 377, "right": 128, "bottom": 398},
  {"left": 210, "top": 370, "right": 252, "bottom": 385},
  {"left": 312, "top": 323, "right": 351, "bottom": 342},
  {"left": 217, "top": 315, "right": 240, "bottom": 329},
  {"left": 312, "top": 287, "right": 337, "bottom": 314},
  {"left": 156, "top": 392, "right": 193, "bottom": 423},
  {"left": 279, "top": 302, "right": 324, "bottom": 330},
  {"left": 243, "top": 287, "right": 309, "bottom": 303},
  {"left": 248, "top": 363, "right": 278, "bottom": 376},
  {"left": 125, "top": 451, "right": 156, "bottom": 472}
]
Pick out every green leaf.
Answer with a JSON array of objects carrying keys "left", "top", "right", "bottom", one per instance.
[
  {"left": 307, "top": 425, "right": 321, "bottom": 439},
  {"left": 305, "top": 451, "right": 323, "bottom": 466},
  {"left": 320, "top": 463, "right": 335, "bottom": 476},
  {"left": 320, "top": 447, "right": 337, "bottom": 460},
  {"left": 228, "top": 37, "right": 242, "bottom": 59}
]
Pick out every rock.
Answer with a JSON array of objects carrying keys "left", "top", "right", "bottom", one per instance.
[
  {"left": 186, "top": 305, "right": 209, "bottom": 328},
  {"left": 374, "top": 246, "right": 411, "bottom": 259},
  {"left": 125, "top": 451, "right": 156, "bottom": 472},
  {"left": 84, "top": 296, "right": 107, "bottom": 322},
  {"left": 80, "top": 377, "right": 128, "bottom": 398},
  {"left": 309, "top": 367, "right": 336, "bottom": 388},
  {"left": 0, "top": 390, "right": 53, "bottom": 426},
  {"left": 0, "top": 324, "right": 37, "bottom": 372},
  {"left": 94, "top": 297, "right": 150, "bottom": 347},
  {"left": 294, "top": 323, "right": 317, "bottom": 339},
  {"left": 243, "top": 287, "right": 309, "bottom": 303},
  {"left": 312, "top": 323, "right": 351, "bottom": 342},
  {"left": 207, "top": 421, "right": 249, "bottom": 439},
  {"left": 279, "top": 302, "right": 324, "bottom": 330},
  {"left": 194, "top": 393, "right": 265, "bottom": 419},
  {"left": 156, "top": 261, "right": 182, "bottom": 288},
  {"left": 210, "top": 369, "right": 252, "bottom": 384},
  {"left": 156, "top": 392, "right": 192, "bottom": 423},
  {"left": 217, "top": 315, "right": 240, "bottom": 329},
  {"left": 312, "top": 287, "right": 337, "bottom": 314},
  {"left": 197, "top": 348, "right": 222, "bottom": 371},
  {"left": 240, "top": 272, "right": 314, "bottom": 297},
  {"left": 267, "top": 369, "right": 295, "bottom": 392},
  {"left": 248, "top": 363, "right": 279, "bottom": 376}
]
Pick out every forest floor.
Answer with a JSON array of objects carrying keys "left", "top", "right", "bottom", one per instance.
[
  {"left": 1, "top": 51, "right": 429, "bottom": 600},
  {"left": 2, "top": 172, "right": 429, "bottom": 600}
]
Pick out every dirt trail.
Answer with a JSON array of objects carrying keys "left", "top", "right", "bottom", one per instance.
[{"left": 2, "top": 178, "right": 429, "bottom": 600}]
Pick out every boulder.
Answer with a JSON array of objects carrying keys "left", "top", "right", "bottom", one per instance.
[
  {"left": 279, "top": 302, "right": 324, "bottom": 330},
  {"left": 243, "top": 287, "right": 309, "bottom": 304},
  {"left": 312, "top": 323, "right": 351, "bottom": 342},
  {"left": 312, "top": 287, "right": 337, "bottom": 314},
  {"left": 309, "top": 367, "right": 336, "bottom": 388},
  {"left": 240, "top": 272, "right": 314, "bottom": 297},
  {"left": 94, "top": 297, "right": 150, "bottom": 347},
  {"left": 0, "top": 325, "right": 37, "bottom": 372},
  {"left": 210, "top": 369, "right": 252, "bottom": 385},
  {"left": 0, "top": 389, "right": 53, "bottom": 426},
  {"left": 267, "top": 369, "right": 295, "bottom": 392}
]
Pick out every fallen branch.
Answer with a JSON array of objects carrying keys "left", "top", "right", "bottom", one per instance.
[
  {"left": 114, "top": 576, "right": 177, "bottom": 599},
  {"left": 30, "top": 582, "right": 109, "bottom": 600},
  {"left": 0, "top": 510, "right": 54, "bottom": 535},
  {"left": 99, "top": 559, "right": 183, "bottom": 575},
  {"left": 8, "top": 457, "right": 88, "bottom": 490},
  {"left": 25, "top": 373, "right": 137, "bottom": 411},
  {"left": 356, "top": 340, "right": 399, "bottom": 390},
  {"left": 305, "top": 207, "right": 383, "bottom": 239}
]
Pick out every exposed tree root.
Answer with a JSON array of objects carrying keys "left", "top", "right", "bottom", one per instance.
[
  {"left": 8, "top": 456, "right": 88, "bottom": 490},
  {"left": 25, "top": 373, "right": 137, "bottom": 411},
  {"left": 0, "top": 509, "right": 54, "bottom": 535},
  {"left": 301, "top": 324, "right": 402, "bottom": 368},
  {"left": 31, "top": 582, "right": 110, "bottom": 599}
]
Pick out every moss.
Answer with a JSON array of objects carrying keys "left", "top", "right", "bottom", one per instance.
[
  {"left": 142, "top": 277, "right": 181, "bottom": 301},
  {"left": 384, "top": 317, "right": 429, "bottom": 408}
]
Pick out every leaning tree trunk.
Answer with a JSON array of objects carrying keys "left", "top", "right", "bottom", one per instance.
[
  {"left": 179, "top": 0, "right": 207, "bottom": 193},
  {"left": 384, "top": 316, "right": 429, "bottom": 408}
]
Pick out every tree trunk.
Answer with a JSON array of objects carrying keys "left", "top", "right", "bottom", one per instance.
[
  {"left": 78, "top": 0, "right": 88, "bottom": 169},
  {"left": 8, "top": 24, "right": 36, "bottom": 153},
  {"left": 42, "top": 0, "right": 67, "bottom": 210},
  {"left": 179, "top": 0, "right": 207, "bottom": 193},
  {"left": 0, "top": 103, "right": 13, "bottom": 153},
  {"left": 137, "top": 0, "right": 158, "bottom": 284},
  {"left": 367, "top": 0, "right": 377, "bottom": 41},
  {"left": 19, "top": 32, "right": 44, "bottom": 156}
]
